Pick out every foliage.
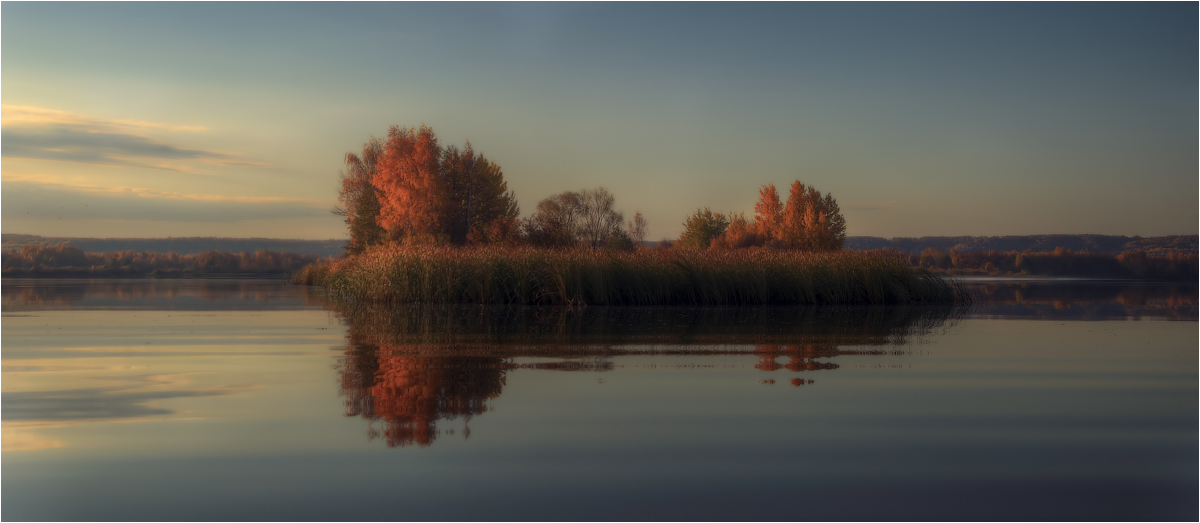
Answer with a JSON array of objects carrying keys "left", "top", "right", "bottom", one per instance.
[
  {"left": 441, "top": 142, "right": 520, "bottom": 245},
  {"left": 694, "top": 181, "right": 845, "bottom": 251},
  {"left": 711, "top": 212, "right": 761, "bottom": 250},
  {"left": 335, "top": 138, "right": 385, "bottom": 255},
  {"left": 521, "top": 191, "right": 582, "bottom": 247},
  {"left": 679, "top": 208, "right": 729, "bottom": 249},
  {"left": 373, "top": 125, "right": 445, "bottom": 243},
  {"left": 343, "top": 125, "right": 519, "bottom": 247}
]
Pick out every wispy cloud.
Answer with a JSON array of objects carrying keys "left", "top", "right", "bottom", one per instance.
[
  {"left": 2, "top": 175, "right": 330, "bottom": 222},
  {"left": 0, "top": 105, "right": 208, "bottom": 132},
  {"left": 0, "top": 105, "right": 267, "bottom": 172}
]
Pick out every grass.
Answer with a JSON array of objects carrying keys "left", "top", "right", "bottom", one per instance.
[{"left": 292, "top": 245, "right": 967, "bottom": 306}]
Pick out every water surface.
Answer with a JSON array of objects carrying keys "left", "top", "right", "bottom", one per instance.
[{"left": 3, "top": 278, "right": 1196, "bottom": 520}]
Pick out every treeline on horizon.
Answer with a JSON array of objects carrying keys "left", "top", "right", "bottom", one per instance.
[
  {"left": 1, "top": 245, "right": 322, "bottom": 278},
  {"left": 1, "top": 234, "right": 345, "bottom": 257},
  {"left": 4, "top": 233, "right": 1196, "bottom": 259},
  {"left": 846, "top": 234, "right": 1197, "bottom": 257},
  {"left": 913, "top": 247, "right": 1196, "bottom": 281}
]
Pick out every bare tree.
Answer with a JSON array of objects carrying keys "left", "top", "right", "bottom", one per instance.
[
  {"left": 577, "top": 188, "right": 624, "bottom": 248},
  {"left": 627, "top": 212, "right": 648, "bottom": 246},
  {"left": 522, "top": 187, "right": 625, "bottom": 248}
]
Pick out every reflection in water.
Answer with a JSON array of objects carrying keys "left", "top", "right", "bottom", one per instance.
[
  {"left": 341, "top": 349, "right": 506, "bottom": 448},
  {"left": 965, "top": 280, "right": 1197, "bottom": 320},
  {"left": 1, "top": 278, "right": 328, "bottom": 311},
  {"left": 336, "top": 305, "right": 959, "bottom": 447},
  {"left": 333, "top": 302, "right": 962, "bottom": 346}
]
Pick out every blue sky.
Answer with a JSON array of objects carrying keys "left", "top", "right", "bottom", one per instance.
[{"left": 2, "top": 2, "right": 1195, "bottom": 240}]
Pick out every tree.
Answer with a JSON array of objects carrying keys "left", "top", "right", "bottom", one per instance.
[
  {"left": 711, "top": 212, "right": 759, "bottom": 250},
  {"left": 335, "top": 138, "right": 385, "bottom": 255},
  {"left": 753, "top": 183, "right": 784, "bottom": 245},
  {"left": 440, "top": 142, "right": 520, "bottom": 245},
  {"left": 522, "top": 187, "right": 625, "bottom": 248},
  {"left": 679, "top": 208, "right": 729, "bottom": 249},
  {"left": 521, "top": 191, "right": 583, "bottom": 247},
  {"left": 576, "top": 188, "right": 624, "bottom": 248},
  {"left": 627, "top": 212, "right": 648, "bottom": 246},
  {"left": 776, "top": 181, "right": 845, "bottom": 251},
  {"left": 703, "top": 180, "right": 846, "bottom": 251},
  {"left": 373, "top": 125, "right": 444, "bottom": 244}
]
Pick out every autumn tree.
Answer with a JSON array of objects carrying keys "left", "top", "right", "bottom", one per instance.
[
  {"left": 771, "top": 181, "right": 846, "bottom": 251},
  {"left": 753, "top": 183, "right": 784, "bottom": 246},
  {"left": 679, "top": 208, "right": 729, "bottom": 249},
  {"left": 710, "top": 212, "right": 759, "bottom": 250},
  {"left": 334, "top": 138, "right": 385, "bottom": 255},
  {"left": 700, "top": 180, "right": 846, "bottom": 251},
  {"left": 373, "top": 125, "right": 445, "bottom": 244},
  {"left": 440, "top": 142, "right": 520, "bottom": 245},
  {"left": 360, "top": 124, "right": 519, "bottom": 246}
]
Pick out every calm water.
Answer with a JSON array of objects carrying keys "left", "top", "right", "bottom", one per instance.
[{"left": 2, "top": 278, "right": 1196, "bottom": 521}]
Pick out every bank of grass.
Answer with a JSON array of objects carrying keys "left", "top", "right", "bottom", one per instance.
[{"left": 292, "top": 245, "right": 966, "bottom": 306}]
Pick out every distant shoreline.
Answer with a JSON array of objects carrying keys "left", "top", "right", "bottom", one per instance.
[
  {"left": 3, "top": 233, "right": 1196, "bottom": 258},
  {"left": 1, "top": 271, "right": 291, "bottom": 280}
]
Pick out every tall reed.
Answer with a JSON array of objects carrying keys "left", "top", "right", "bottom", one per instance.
[{"left": 292, "top": 245, "right": 966, "bottom": 306}]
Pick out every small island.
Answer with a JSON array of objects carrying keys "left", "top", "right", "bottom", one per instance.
[{"left": 293, "top": 125, "right": 964, "bottom": 306}]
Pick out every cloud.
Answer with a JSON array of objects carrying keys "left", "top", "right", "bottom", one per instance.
[
  {"left": 2, "top": 175, "right": 331, "bottom": 223},
  {"left": 0, "top": 105, "right": 266, "bottom": 172},
  {"left": 0, "top": 105, "right": 207, "bottom": 132}
]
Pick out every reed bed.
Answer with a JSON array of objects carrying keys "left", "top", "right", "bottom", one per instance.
[{"left": 292, "top": 245, "right": 966, "bottom": 306}]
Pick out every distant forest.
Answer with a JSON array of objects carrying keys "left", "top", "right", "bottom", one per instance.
[
  {"left": 5, "top": 233, "right": 1193, "bottom": 258},
  {"left": 2, "top": 245, "right": 321, "bottom": 278},
  {"left": 1, "top": 234, "right": 345, "bottom": 257},
  {"left": 844, "top": 234, "right": 1196, "bottom": 256}
]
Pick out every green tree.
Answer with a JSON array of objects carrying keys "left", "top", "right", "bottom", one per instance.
[
  {"left": 440, "top": 142, "right": 520, "bottom": 244},
  {"left": 335, "top": 138, "right": 385, "bottom": 255},
  {"left": 679, "top": 208, "right": 729, "bottom": 249}
]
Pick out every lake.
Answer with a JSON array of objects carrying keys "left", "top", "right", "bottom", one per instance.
[{"left": 2, "top": 277, "right": 1196, "bottom": 521}]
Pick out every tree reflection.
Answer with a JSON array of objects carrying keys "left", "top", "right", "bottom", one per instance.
[
  {"left": 335, "top": 304, "right": 963, "bottom": 448},
  {"left": 966, "top": 282, "right": 1196, "bottom": 320},
  {"left": 753, "top": 343, "right": 873, "bottom": 373},
  {"left": 340, "top": 340, "right": 508, "bottom": 447}
]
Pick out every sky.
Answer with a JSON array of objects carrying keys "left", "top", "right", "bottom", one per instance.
[{"left": 2, "top": 2, "right": 1196, "bottom": 240}]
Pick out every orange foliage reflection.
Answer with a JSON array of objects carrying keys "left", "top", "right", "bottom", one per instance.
[
  {"left": 341, "top": 346, "right": 505, "bottom": 447},
  {"left": 754, "top": 344, "right": 846, "bottom": 373}
]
